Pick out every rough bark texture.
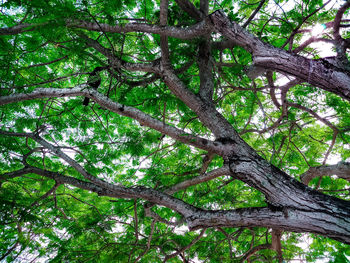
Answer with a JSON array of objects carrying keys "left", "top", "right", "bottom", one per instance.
[
  {"left": 1, "top": 1, "right": 350, "bottom": 254},
  {"left": 301, "top": 162, "right": 350, "bottom": 184},
  {"left": 210, "top": 10, "right": 350, "bottom": 102},
  {"left": 1, "top": 84, "right": 350, "bottom": 244}
]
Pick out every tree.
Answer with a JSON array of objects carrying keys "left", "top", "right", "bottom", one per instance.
[{"left": 0, "top": 0, "right": 349, "bottom": 261}]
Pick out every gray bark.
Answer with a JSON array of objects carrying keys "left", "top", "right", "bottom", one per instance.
[
  {"left": 209, "top": 10, "right": 350, "bottom": 102},
  {"left": 1, "top": 7, "right": 350, "bottom": 246},
  {"left": 301, "top": 162, "right": 350, "bottom": 184}
]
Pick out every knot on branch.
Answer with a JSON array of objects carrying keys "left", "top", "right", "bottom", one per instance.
[{"left": 215, "top": 137, "right": 235, "bottom": 145}]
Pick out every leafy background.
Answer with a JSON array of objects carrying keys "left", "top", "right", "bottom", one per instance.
[{"left": 0, "top": 0, "right": 349, "bottom": 262}]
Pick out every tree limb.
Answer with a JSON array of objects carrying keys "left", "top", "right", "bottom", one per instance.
[
  {"left": 0, "top": 89, "right": 221, "bottom": 153},
  {"left": 210, "top": 10, "right": 350, "bottom": 102},
  {"left": 0, "top": 166, "right": 197, "bottom": 217},
  {"left": 0, "top": 23, "right": 37, "bottom": 35},
  {"left": 198, "top": 37, "right": 214, "bottom": 102},
  {"left": 165, "top": 166, "right": 230, "bottom": 194},
  {"left": 174, "top": 0, "right": 204, "bottom": 21},
  {"left": 67, "top": 19, "right": 212, "bottom": 39},
  {"left": 239, "top": 243, "right": 272, "bottom": 263},
  {"left": 242, "top": 0, "right": 267, "bottom": 29},
  {"left": 2, "top": 165, "right": 350, "bottom": 244},
  {"left": 186, "top": 206, "right": 350, "bottom": 244},
  {"left": 163, "top": 228, "right": 206, "bottom": 262},
  {"left": 301, "top": 162, "right": 350, "bottom": 185}
]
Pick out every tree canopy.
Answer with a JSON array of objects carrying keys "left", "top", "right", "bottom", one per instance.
[{"left": 0, "top": 0, "right": 350, "bottom": 262}]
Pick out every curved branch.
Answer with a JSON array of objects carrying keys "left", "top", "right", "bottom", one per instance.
[
  {"left": 2, "top": 165, "right": 350, "bottom": 244},
  {"left": 125, "top": 60, "right": 193, "bottom": 87},
  {"left": 144, "top": 207, "right": 182, "bottom": 226},
  {"left": 333, "top": 1, "right": 350, "bottom": 68},
  {"left": 301, "top": 162, "right": 350, "bottom": 185},
  {"left": 0, "top": 166, "right": 196, "bottom": 217},
  {"left": 79, "top": 33, "right": 160, "bottom": 73},
  {"left": 333, "top": 1, "right": 350, "bottom": 41},
  {"left": 287, "top": 101, "right": 337, "bottom": 130},
  {"left": 0, "top": 88, "right": 221, "bottom": 153},
  {"left": 0, "top": 23, "right": 37, "bottom": 35},
  {"left": 281, "top": 0, "right": 331, "bottom": 49},
  {"left": 293, "top": 37, "right": 334, "bottom": 54},
  {"left": 210, "top": 10, "right": 350, "bottom": 101}
]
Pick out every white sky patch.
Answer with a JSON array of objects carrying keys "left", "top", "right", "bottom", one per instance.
[
  {"left": 326, "top": 154, "right": 342, "bottom": 165},
  {"left": 275, "top": 73, "right": 294, "bottom": 86},
  {"left": 264, "top": 0, "right": 342, "bottom": 58},
  {"left": 311, "top": 24, "right": 326, "bottom": 37},
  {"left": 300, "top": 30, "right": 337, "bottom": 58},
  {"left": 173, "top": 224, "right": 189, "bottom": 235},
  {"left": 290, "top": 234, "right": 334, "bottom": 263},
  {"left": 111, "top": 222, "right": 126, "bottom": 234}
]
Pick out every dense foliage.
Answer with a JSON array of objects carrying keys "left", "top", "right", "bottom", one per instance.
[{"left": 0, "top": 0, "right": 350, "bottom": 262}]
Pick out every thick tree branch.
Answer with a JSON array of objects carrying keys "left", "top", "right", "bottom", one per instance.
[
  {"left": 210, "top": 10, "right": 350, "bottom": 101},
  {"left": 301, "top": 162, "right": 350, "bottom": 185},
  {"left": 211, "top": 39, "right": 236, "bottom": 51},
  {"left": 200, "top": 0, "right": 208, "bottom": 16},
  {"left": 67, "top": 19, "right": 212, "bottom": 39},
  {"left": 198, "top": 37, "right": 214, "bottom": 102},
  {"left": 0, "top": 88, "right": 221, "bottom": 153},
  {"left": 197, "top": 0, "right": 213, "bottom": 102},
  {"left": 187, "top": 206, "right": 350, "bottom": 244},
  {"left": 0, "top": 166, "right": 197, "bottom": 217},
  {"left": 161, "top": 55, "right": 350, "bottom": 235},
  {"left": 0, "top": 18, "right": 213, "bottom": 39},
  {"left": 2, "top": 164, "right": 350, "bottom": 244},
  {"left": 161, "top": 68, "right": 241, "bottom": 141},
  {"left": 160, "top": 0, "right": 170, "bottom": 66},
  {"left": 0, "top": 23, "right": 36, "bottom": 35},
  {"left": 228, "top": 157, "right": 350, "bottom": 212},
  {"left": 271, "top": 229, "right": 283, "bottom": 263}
]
